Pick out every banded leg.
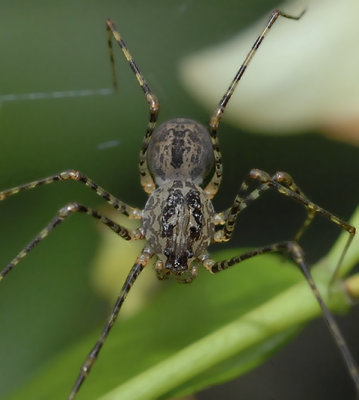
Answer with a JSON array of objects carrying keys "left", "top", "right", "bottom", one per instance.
[
  {"left": 202, "top": 241, "right": 359, "bottom": 393},
  {"left": 0, "top": 202, "right": 143, "bottom": 281},
  {"left": 219, "top": 170, "right": 318, "bottom": 241},
  {"left": 271, "top": 171, "right": 315, "bottom": 241},
  {"left": 0, "top": 169, "right": 142, "bottom": 218},
  {"left": 106, "top": 19, "right": 160, "bottom": 195},
  {"left": 205, "top": 9, "right": 305, "bottom": 199},
  {"left": 216, "top": 169, "right": 355, "bottom": 274},
  {"left": 250, "top": 169, "right": 356, "bottom": 278},
  {"left": 67, "top": 247, "right": 152, "bottom": 400}
]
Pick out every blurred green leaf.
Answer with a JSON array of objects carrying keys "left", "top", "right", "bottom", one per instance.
[
  {"left": 8, "top": 202, "right": 359, "bottom": 400},
  {"left": 7, "top": 249, "right": 301, "bottom": 400}
]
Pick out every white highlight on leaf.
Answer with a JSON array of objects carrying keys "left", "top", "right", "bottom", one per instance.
[{"left": 179, "top": 0, "right": 359, "bottom": 134}]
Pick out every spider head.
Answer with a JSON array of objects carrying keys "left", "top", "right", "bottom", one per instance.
[{"left": 155, "top": 249, "right": 199, "bottom": 283}]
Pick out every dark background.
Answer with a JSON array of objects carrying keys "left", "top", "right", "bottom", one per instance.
[{"left": 0, "top": 1, "right": 358, "bottom": 399}]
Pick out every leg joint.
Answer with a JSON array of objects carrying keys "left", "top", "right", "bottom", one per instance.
[
  {"left": 58, "top": 202, "right": 82, "bottom": 217},
  {"left": 59, "top": 169, "right": 82, "bottom": 181},
  {"left": 272, "top": 171, "right": 293, "bottom": 185},
  {"left": 249, "top": 168, "right": 270, "bottom": 182},
  {"left": 279, "top": 240, "right": 305, "bottom": 262},
  {"left": 80, "top": 354, "right": 96, "bottom": 378}
]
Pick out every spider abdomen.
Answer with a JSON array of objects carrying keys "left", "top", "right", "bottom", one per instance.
[
  {"left": 143, "top": 180, "right": 215, "bottom": 281},
  {"left": 146, "top": 118, "right": 214, "bottom": 186}
]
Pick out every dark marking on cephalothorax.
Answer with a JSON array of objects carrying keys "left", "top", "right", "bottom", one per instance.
[
  {"left": 163, "top": 247, "right": 194, "bottom": 273},
  {"left": 161, "top": 188, "right": 184, "bottom": 237},
  {"left": 186, "top": 190, "right": 202, "bottom": 240},
  {"left": 142, "top": 180, "right": 215, "bottom": 278}
]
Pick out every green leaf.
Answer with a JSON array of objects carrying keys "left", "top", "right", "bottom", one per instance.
[
  {"left": 8, "top": 208, "right": 359, "bottom": 400},
  {"left": 2, "top": 253, "right": 326, "bottom": 399}
]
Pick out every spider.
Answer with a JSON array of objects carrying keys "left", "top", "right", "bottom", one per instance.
[{"left": 1, "top": 9, "right": 359, "bottom": 400}]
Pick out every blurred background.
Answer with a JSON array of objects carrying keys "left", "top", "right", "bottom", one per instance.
[{"left": 0, "top": 0, "right": 359, "bottom": 399}]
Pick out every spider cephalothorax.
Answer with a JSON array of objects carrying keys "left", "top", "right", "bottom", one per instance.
[{"left": 143, "top": 178, "right": 215, "bottom": 282}]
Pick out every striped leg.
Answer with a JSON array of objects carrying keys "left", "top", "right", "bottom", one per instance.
[
  {"left": 202, "top": 241, "right": 359, "bottom": 393},
  {"left": 270, "top": 171, "right": 315, "bottom": 241},
  {"left": 67, "top": 247, "right": 152, "bottom": 400},
  {"left": 214, "top": 168, "right": 355, "bottom": 281},
  {"left": 249, "top": 169, "right": 356, "bottom": 275},
  {"left": 0, "top": 169, "right": 142, "bottom": 218},
  {"left": 106, "top": 19, "right": 160, "bottom": 195},
  {"left": 0, "top": 202, "right": 143, "bottom": 281},
  {"left": 216, "top": 169, "right": 355, "bottom": 242},
  {"left": 205, "top": 9, "right": 305, "bottom": 199},
  {"left": 214, "top": 170, "right": 270, "bottom": 242}
]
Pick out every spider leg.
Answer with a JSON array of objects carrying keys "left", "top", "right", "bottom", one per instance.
[
  {"left": 67, "top": 247, "right": 152, "bottom": 400},
  {"left": 0, "top": 202, "right": 143, "bottom": 281},
  {"left": 218, "top": 169, "right": 325, "bottom": 241},
  {"left": 106, "top": 19, "right": 160, "bottom": 195},
  {"left": 0, "top": 169, "right": 142, "bottom": 218},
  {"left": 215, "top": 168, "right": 355, "bottom": 280},
  {"left": 252, "top": 169, "right": 355, "bottom": 278},
  {"left": 202, "top": 241, "right": 359, "bottom": 393},
  {"left": 205, "top": 9, "right": 305, "bottom": 199},
  {"left": 270, "top": 171, "right": 316, "bottom": 242}
]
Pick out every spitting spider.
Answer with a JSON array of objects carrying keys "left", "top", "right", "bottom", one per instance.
[{"left": 1, "top": 9, "right": 359, "bottom": 399}]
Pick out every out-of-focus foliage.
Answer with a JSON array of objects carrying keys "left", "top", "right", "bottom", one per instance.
[{"left": 180, "top": 0, "right": 359, "bottom": 143}]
